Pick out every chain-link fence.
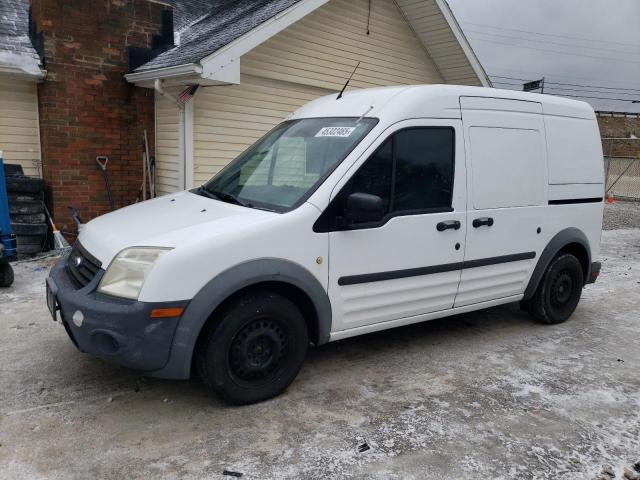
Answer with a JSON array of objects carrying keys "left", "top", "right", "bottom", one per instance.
[{"left": 605, "top": 156, "right": 640, "bottom": 200}]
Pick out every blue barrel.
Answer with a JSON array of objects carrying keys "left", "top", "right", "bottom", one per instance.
[{"left": 0, "top": 152, "right": 17, "bottom": 257}]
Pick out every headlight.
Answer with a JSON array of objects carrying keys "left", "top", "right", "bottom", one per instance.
[{"left": 98, "top": 247, "right": 171, "bottom": 299}]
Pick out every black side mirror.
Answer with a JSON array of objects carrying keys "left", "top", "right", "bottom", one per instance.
[{"left": 344, "top": 192, "right": 384, "bottom": 224}]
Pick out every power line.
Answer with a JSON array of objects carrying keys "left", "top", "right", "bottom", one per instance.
[
  {"left": 492, "top": 67, "right": 637, "bottom": 86},
  {"left": 460, "top": 20, "right": 640, "bottom": 49},
  {"left": 466, "top": 29, "right": 640, "bottom": 57},
  {"left": 469, "top": 37, "right": 640, "bottom": 65},
  {"left": 543, "top": 86, "right": 640, "bottom": 96},
  {"left": 543, "top": 92, "right": 640, "bottom": 102},
  {"left": 490, "top": 75, "right": 640, "bottom": 93}
]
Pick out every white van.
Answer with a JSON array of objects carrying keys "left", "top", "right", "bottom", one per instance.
[{"left": 46, "top": 85, "right": 604, "bottom": 404}]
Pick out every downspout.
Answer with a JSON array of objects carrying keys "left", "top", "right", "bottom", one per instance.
[{"left": 154, "top": 79, "right": 188, "bottom": 190}]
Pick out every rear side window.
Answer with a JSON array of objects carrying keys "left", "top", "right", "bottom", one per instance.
[{"left": 315, "top": 127, "right": 455, "bottom": 231}]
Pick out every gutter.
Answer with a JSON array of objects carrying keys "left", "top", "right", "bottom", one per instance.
[
  {"left": 0, "top": 65, "right": 47, "bottom": 81},
  {"left": 125, "top": 63, "right": 202, "bottom": 84}
]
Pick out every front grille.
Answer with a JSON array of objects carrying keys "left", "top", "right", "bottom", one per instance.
[{"left": 67, "top": 242, "right": 102, "bottom": 288}]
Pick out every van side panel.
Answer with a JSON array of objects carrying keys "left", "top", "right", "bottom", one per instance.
[{"left": 544, "top": 115, "right": 604, "bottom": 187}]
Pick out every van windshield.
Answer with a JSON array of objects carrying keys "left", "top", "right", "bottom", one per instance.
[{"left": 201, "top": 117, "right": 377, "bottom": 212}]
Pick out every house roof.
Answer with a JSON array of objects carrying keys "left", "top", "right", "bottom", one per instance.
[
  {"left": 129, "top": 0, "right": 489, "bottom": 87},
  {"left": 0, "top": 0, "right": 44, "bottom": 78},
  {"left": 137, "top": 0, "right": 302, "bottom": 72}
]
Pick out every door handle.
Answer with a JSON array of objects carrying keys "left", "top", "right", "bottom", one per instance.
[
  {"left": 472, "top": 217, "right": 494, "bottom": 228},
  {"left": 436, "top": 220, "right": 461, "bottom": 232}
]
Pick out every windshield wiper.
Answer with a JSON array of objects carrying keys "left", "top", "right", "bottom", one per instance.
[
  {"left": 209, "top": 190, "right": 253, "bottom": 208},
  {"left": 195, "top": 185, "right": 220, "bottom": 200}
]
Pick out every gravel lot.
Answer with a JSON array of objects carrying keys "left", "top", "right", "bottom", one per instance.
[
  {"left": 603, "top": 200, "right": 640, "bottom": 230},
  {"left": 1, "top": 229, "right": 639, "bottom": 479}
]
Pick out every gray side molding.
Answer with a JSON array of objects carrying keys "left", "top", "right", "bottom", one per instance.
[
  {"left": 523, "top": 227, "right": 592, "bottom": 300},
  {"left": 150, "top": 258, "right": 332, "bottom": 380}
]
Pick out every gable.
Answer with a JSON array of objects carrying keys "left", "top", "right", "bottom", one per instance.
[
  {"left": 241, "top": 0, "right": 443, "bottom": 91},
  {"left": 126, "top": 0, "right": 488, "bottom": 88}
]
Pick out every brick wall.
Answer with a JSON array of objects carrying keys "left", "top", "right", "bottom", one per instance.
[
  {"left": 597, "top": 113, "right": 640, "bottom": 158},
  {"left": 31, "top": 0, "right": 169, "bottom": 235}
]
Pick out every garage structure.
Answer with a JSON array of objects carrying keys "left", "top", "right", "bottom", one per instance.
[
  {"left": 0, "top": 0, "right": 45, "bottom": 178},
  {"left": 126, "top": 0, "right": 490, "bottom": 195}
]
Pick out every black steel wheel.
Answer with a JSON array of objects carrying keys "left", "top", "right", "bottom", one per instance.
[
  {"left": 197, "top": 290, "right": 308, "bottom": 405},
  {"left": 529, "top": 253, "right": 584, "bottom": 324},
  {"left": 228, "top": 318, "right": 290, "bottom": 386}
]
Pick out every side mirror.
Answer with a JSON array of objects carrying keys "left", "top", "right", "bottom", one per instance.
[{"left": 344, "top": 192, "right": 384, "bottom": 224}]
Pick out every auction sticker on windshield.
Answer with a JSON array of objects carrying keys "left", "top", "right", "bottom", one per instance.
[{"left": 315, "top": 126, "right": 356, "bottom": 137}]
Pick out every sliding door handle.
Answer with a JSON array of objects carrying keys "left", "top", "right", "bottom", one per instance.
[
  {"left": 473, "top": 217, "right": 494, "bottom": 228},
  {"left": 436, "top": 220, "right": 461, "bottom": 231}
]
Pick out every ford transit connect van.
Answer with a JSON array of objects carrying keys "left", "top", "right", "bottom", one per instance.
[{"left": 46, "top": 85, "right": 604, "bottom": 404}]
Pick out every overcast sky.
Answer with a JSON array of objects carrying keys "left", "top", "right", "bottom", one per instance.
[{"left": 447, "top": 0, "right": 640, "bottom": 113}]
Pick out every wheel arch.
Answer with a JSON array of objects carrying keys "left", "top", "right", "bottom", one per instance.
[
  {"left": 150, "top": 258, "right": 332, "bottom": 380},
  {"left": 523, "top": 227, "right": 592, "bottom": 300}
]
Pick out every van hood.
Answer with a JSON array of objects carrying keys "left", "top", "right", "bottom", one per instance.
[{"left": 78, "top": 190, "right": 275, "bottom": 265}]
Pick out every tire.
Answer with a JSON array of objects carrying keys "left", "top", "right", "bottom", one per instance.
[
  {"left": 529, "top": 253, "right": 584, "bottom": 324},
  {"left": 9, "top": 201, "right": 43, "bottom": 215},
  {"left": 17, "top": 234, "right": 46, "bottom": 246},
  {"left": 9, "top": 193, "right": 40, "bottom": 203},
  {"left": 5, "top": 177, "right": 44, "bottom": 193},
  {"left": 16, "top": 243, "right": 44, "bottom": 255},
  {"left": 0, "top": 260, "right": 14, "bottom": 288},
  {"left": 11, "top": 222, "right": 48, "bottom": 236},
  {"left": 4, "top": 164, "right": 24, "bottom": 177},
  {"left": 10, "top": 213, "right": 46, "bottom": 224},
  {"left": 197, "top": 290, "right": 308, "bottom": 405}
]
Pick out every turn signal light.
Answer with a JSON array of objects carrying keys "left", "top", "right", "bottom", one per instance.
[{"left": 150, "top": 307, "right": 184, "bottom": 319}]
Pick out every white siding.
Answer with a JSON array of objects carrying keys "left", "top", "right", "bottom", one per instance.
[
  {"left": 155, "top": 91, "right": 182, "bottom": 195},
  {"left": 396, "top": 0, "right": 483, "bottom": 86},
  {"left": 242, "top": 0, "right": 443, "bottom": 91},
  {"left": 193, "top": 75, "right": 330, "bottom": 185},
  {"left": 192, "top": 0, "right": 445, "bottom": 184},
  {"left": 0, "top": 75, "right": 42, "bottom": 177}
]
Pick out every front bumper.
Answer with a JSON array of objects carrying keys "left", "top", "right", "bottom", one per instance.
[{"left": 47, "top": 256, "right": 188, "bottom": 372}]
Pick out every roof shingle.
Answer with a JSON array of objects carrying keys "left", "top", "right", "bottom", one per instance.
[
  {"left": 0, "top": 0, "right": 42, "bottom": 74},
  {"left": 136, "top": 0, "right": 301, "bottom": 72}
]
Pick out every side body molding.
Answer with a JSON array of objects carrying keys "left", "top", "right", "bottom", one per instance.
[
  {"left": 151, "top": 258, "right": 332, "bottom": 380},
  {"left": 523, "top": 227, "right": 592, "bottom": 300}
]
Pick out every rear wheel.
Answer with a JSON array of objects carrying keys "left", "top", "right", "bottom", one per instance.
[
  {"left": 197, "top": 290, "right": 308, "bottom": 405},
  {"left": 529, "top": 253, "right": 584, "bottom": 324}
]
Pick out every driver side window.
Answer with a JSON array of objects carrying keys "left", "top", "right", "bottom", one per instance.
[{"left": 315, "top": 127, "right": 455, "bottom": 231}]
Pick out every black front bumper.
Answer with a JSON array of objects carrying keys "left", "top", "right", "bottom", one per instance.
[{"left": 47, "top": 256, "right": 188, "bottom": 373}]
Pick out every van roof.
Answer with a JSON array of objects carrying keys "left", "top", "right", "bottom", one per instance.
[{"left": 291, "top": 84, "right": 596, "bottom": 122}]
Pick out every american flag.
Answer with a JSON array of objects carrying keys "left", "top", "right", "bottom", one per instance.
[{"left": 177, "top": 85, "right": 199, "bottom": 104}]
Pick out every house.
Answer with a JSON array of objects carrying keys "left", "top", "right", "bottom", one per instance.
[
  {"left": 125, "top": 0, "right": 490, "bottom": 195},
  {"left": 0, "top": 0, "right": 45, "bottom": 178},
  {"left": 1, "top": 0, "right": 488, "bottom": 234}
]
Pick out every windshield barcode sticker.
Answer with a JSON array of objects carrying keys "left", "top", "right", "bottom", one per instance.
[{"left": 315, "top": 126, "right": 356, "bottom": 138}]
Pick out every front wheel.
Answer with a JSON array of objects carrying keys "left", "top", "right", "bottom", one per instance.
[
  {"left": 197, "top": 291, "right": 308, "bottom": 405},
  {"left": 528, "top": 253, "right": 584, "bottom": 324}
]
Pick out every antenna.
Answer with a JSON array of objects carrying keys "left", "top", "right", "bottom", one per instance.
[{"left": 337, "top": 61, "right": 360, "bottom": 100}]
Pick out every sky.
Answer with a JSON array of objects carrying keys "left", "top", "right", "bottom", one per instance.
[{"left": 447, "top": 0, "right": 640, "bottom": 113}]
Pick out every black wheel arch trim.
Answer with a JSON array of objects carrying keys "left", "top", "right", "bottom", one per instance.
[
  {"left": 150, "top": 258, "right": 331, "bottom": 380},
  {"left": 523, "top": 227, "right": 592, "bottom": 300}
]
